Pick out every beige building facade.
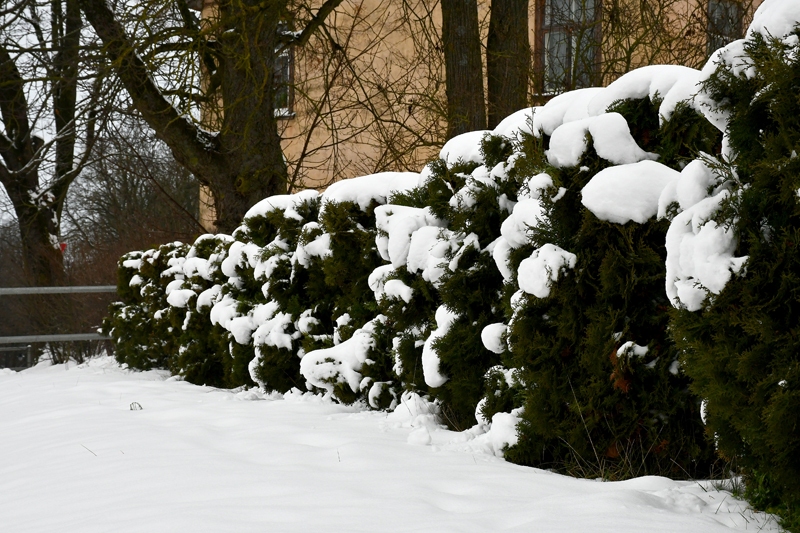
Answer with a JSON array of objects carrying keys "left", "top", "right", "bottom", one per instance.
[{"left": 193, "top": 0, "right": 759, "bottom": 230}]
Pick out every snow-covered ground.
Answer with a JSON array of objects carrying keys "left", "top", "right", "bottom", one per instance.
[{"left": 0, "top": 357, "right": 780, "bottom": 533}]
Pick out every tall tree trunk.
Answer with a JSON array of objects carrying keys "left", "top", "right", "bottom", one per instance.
[
  {"left": 79, "top": 0, "right": 349, "bottom": 234},
  {"left": 0, "top": 45, "right": 64, "bottom": 287},
  {"left": 441, "top": 0, "right": 486, "bottom": 139},
  {"left": 487, "top": 0, "right": 529, "bottom": 129},
  {"left": 16, "top": 205, "right": 64, "bottom": 287},
  {"left": 214, "top": 0, "right": 288, "bottom": 232},
  {"left": 50, "top": 0, "right": 82, "bottom": 223}
]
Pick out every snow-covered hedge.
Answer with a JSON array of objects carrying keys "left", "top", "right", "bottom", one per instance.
[
  {"left": 104, "top": 0, "right": 800, "bottom": 523},
  {"left": 668, "top": 1, "right": 800, "bottom": 527},
  {"left": 492, "top": 92, "right": 718, "bottom": 479},
  {"left": 107, "top": 241, "right": 190, "bottom": 372},
  {"left": 107, "top": 79, "right": 715, "bottom": 473}
]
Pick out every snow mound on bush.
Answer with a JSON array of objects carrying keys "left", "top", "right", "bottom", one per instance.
[
  {"left": 518, "top": 244, "right": 577, "bottom": 299},
  {"left": 492, "top": 107, "right": 537, "bottom": 137},
  {"left": 748, "top": 0, "right": 800, "bottom": 40},
  {"left": 662, "top": 160, "right": 748, "bottom": 311},
  {"left": 581, "top": 160, "right": 679, "bottom": 224},
  {"left": 374, "top": 205, "right": 446, "bottom": 268},
  {"left": 322, "top": 172, "right": 419, "bottom": 212},
  {"left": 300, "top": 317, "right": 384, "bottom": 394},
  {"left": 587, "top": 65, "right": 699, "bottom": 116},
  {"left": 547, "top": 113, "right": 658, "bottom": 168},
  {"left": 244, "top": 189, "right": 319, "bottom": 221},
  {"left": 664, "top": 190, "right": 748, "bottom": 311},
  {"left": 440, "top": 130, "right": 490, "bottom": 165},
  {"left": 421, "top": 306, "right": 459, "bottom": 388},
  {"left": 533, "top": 87, "right": 603, "bottom": 135},
  {"left": 481, "top": 323, "right": 508, "bottom": 354}
]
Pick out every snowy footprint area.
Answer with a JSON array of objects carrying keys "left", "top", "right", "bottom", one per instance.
[{"left": 0, "top": 357, "right": 779, "bottom": 533}]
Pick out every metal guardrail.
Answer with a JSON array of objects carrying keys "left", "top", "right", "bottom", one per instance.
[
  {"left": 0, "top": 286, "right": 116, "bottom": 370},
  {"left": 0, "top": 333, "right": 110, "bottom": 345},
  {"left": 0, "top": 345, "right": 30, "bottom": 352},
  {"left": 0, "top": 285, "right": 117, "bottom": 295}
]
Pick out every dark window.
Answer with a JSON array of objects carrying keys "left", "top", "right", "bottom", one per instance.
[
  {"left": 539, "top": 0, "right": 599, "bottom": 94},
  {"left": 274, "top": 45, "right": 294, "bottom": 117},
  {"left": 708, "top": 0, "right": 742, "bottom": 54},
  {"left": 275, "top": 23, "right": 295, "bottom": 118}
]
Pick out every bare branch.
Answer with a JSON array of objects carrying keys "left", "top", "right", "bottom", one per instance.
[
  {"left": 0, "top": 43, "right": 36, "bottom": 173},
  {"left": 78, "top": 0, "right": 222, "bottom": 186},
  {"left": 285, "top": 0, "right": 345, "bottom": 50}
]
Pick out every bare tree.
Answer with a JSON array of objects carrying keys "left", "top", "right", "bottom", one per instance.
[
  {"left": 0, "top": 0, "right": 105, "bottom": 286},
  {"left": 281, "top": 0, "right": 530, "bottom": 181},
  {"left": 487, "top": 0, "right": 529, "bottom": 129},
  {"left": 442, "top": 0, "right": 486, "bottom": 137},
  {"left": 63, "top": 117, "right": 203, "bottom": 261},
  {"left": 77, "top": 0, "right": 346, "bottom": 233},
  {"left": 280, "top": 0, "right": 447, "bottom": 189}
]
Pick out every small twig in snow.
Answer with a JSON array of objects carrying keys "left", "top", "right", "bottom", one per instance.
[
  {"left": 81, "top": 444, "right": 97, "bottom": 456},
  {"left": 715, "top": 495, "right": 728, "bottom": 514}
]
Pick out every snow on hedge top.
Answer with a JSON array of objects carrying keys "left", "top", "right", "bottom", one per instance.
[
  {"left": 244, "top": 189, "right": 319, "bottom": 221},
  {"left": 322, "top": 172, "right": 419, "bottom": 212},
  {"left": 581, "top": 160, "right": 680, "bottom": 224},
  {"left": 547, "top": 113, "right": 658, "bottom": 168},
  {"left": 587, "top": 65, "right": 699, "bottom": 116},
  {"left": 440, "top": 130, "right": 489, "bottom": 165},
  {"left": 533, "top": 87, "right": 602, "bottom": 136},
  {"left": 492, "top": 107, "right": 538, "bottom": 138},
  {"left": 748, "top": 0, "right": 800, "bottom": 40}
]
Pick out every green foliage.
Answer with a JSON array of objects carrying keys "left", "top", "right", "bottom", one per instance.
[
  {"left": 376, "top": 265, "right": 438, "bottom": 393},
  {"left": 103, "top": 50, "right": 800, "bottom": 508},
  {"left": 673, "top": 30, "right": 800, "bottom": 528},
  {"left": 249, "top": 197, "right": 320, "bottom": 393},
  {"left": 608, "top": 97, "right": 721, "bottom": 168},
  {"left": 496, "top": 98, "right": 715, "bottom": 479},
  {"left": 103, "top": 242, "right": 189, "bottom": 371},
  {"left": 435, "top": 244, "right": 505, "bottom": 430},
  {"left": 479, "top": 366, "right": 522, "bottom": 422},
  {"left": 170, "top": 235, "right": 231, "bottom": 387}
]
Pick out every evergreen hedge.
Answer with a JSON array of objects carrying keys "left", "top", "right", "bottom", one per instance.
[
  {"left": 499, "top": 97, "right": 718, "bottom": 479},
  {"left": 103, "top": 7, "right": 800, "bottom": 525},
  {"left": 670, "top": 26, "right": 800, "bottom": 527}
]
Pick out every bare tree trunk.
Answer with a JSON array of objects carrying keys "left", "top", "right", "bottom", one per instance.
[
  {"left": 79, "top": 0, "right": 343, "bottom": 234},
  {"left": 214, "top": 0, "right": 288, "bottom": 232},
  {"left": 1, "top": 0, "right": 105, "bottom": 287},
  {"left": 441, "top": 0, "right": 486, "bottom": 138},
  {"left": 9, "top": 185, "right": 64, "bottom": 286},
  {"left": 0, "top": 46, "right": 63, "bottom": 287},
  {"left": 487, "top": 0, "right": 529, "bottom": 129},
  {"left": 50, "top": 0, "right": 83, "bottom": 223}
]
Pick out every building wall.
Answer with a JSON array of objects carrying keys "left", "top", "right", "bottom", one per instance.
[{"left": 195, "top": 0, "right": 760, "bottom": 229}]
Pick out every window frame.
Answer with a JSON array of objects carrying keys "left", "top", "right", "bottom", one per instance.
[
  {"left": 707, "top": 0, "right": 743, "bottom": 55},
  {"left": 535, "top": 0, "right": 601, "bottom": 97},
  {"left": 274, "top": 42, "right": 295, "bottom": 119}
]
